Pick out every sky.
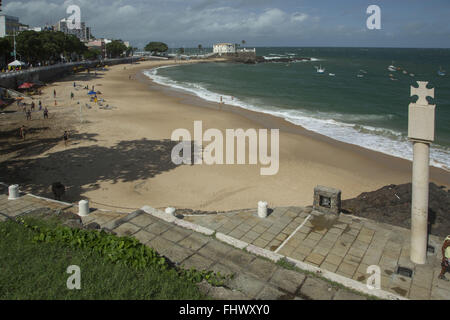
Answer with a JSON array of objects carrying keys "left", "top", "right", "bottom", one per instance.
[{"left": 2, "top": 0, "right": 450, "bottom": 49}]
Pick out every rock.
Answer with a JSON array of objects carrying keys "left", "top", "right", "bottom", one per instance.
[
  {"left": 85, "top": 222, "right": 101, "bottom": 230},
  {"left": 342, "top": 183, "right": 450, "bottom": 237}
]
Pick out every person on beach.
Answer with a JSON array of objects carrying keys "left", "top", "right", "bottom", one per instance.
[
  {"left": 73, "top": 82, "right": 76, "bottom": 87},
  {"left": 26, "top": 109, "right": 31, "bottom": 120},
  {"left": 43, "top": 107, "right": 48, "bottom": 119},
  {"left": 31, "top": 101, "right": 35, "bottom": 111},
  {"left": 63, "top": 131, "right": 69, "bottom": 146},
  {"left": 19, "top": 125, "right": 26, "bottom": 140},
  {"left": 71, "top": 92, "right": 74, "bottom": 100},
  {"left": 53, "top": 89, "right": 56, "bottom": 98},
  {"left": 38, "top": 100, "right": 42, "bottom": 111},
  {"left": 438, "top": 235, "right": 450, "bottom": 281}
]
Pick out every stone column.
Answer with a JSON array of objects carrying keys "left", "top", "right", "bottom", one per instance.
[
  {"left": 407, "top": 81, "right": 435, "bottom": 265},
  {"left": 258, "top": 201, "right": 268, "bottom": 218},
  {"left": 8, "top": 185, "right": 19, "bottom": 200},
  {"left": 78, "top": 200, "right": 90, "bottom": 217},
  {"left": 410, "top": 141, "right": 430, "bottom": 264}
]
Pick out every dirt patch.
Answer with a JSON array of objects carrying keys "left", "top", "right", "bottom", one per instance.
[{"left": 342, "top": 183, "right": 450, "bottom": 238}]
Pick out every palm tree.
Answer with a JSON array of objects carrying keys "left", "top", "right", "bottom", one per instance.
[
  {"left": 198, "top": 44, "right": 202, "bottom": 55},
  {"left": 241, "top": 40, "right": 246, "bottom": 47}
]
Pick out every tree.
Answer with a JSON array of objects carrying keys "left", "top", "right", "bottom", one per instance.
[
  {"left": 177, "top": 47, "right": 184, "bottom": 54},
  {"left": 84, "top": 48, "right": 101, "bottom": 60},
  {"left": 144, "top": 42, "right": 168, "bottom": 55},
  {"left": 241, "top": 40, "right": 246, "bottom": 46},
  {"left": 0, "top": 37, "right": 12, "bottom": 68},
  {"left": 198, "top": 44, "right": 202, "bottom": 54},
  {"left": 106, "top": 40, "right": 127, "bottom": 58}
]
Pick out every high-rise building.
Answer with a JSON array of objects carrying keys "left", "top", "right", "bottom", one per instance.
[
  {"left": 54, "top": 18, "right": 91, "bottom": 42},
  {"left": 0, "top": 14, "right": 20, "bottom": 37}
]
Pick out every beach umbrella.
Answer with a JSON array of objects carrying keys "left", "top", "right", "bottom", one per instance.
[
  {"left": 18, "top": 82, "right": 34, "bottom": 89},
  {"left": 8, "top": 60, "right": 25, "bottom": 67},
  {"left": 88, "top": 91, "right": 97, "bottom": 95}
]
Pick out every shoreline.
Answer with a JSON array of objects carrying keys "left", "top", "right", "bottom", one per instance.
[
  {"left": 1, "top": 59, "right": 449, "bottom": 212},
  {"left": 138, "top": 61, "right": 450, "bottom": 187}
]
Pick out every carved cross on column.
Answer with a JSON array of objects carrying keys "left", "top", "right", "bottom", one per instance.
[
  {"left": 410, "top": 81, "right": 434, "bottom": 106},
  {"left": 408, "top": 81, "right": 436, "bottom": 265}
]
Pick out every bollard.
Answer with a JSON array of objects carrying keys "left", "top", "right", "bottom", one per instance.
[
  {"left": 78, "top": 200, "right": 90, "bottom": 217},
  {"left": 165, "top": 207, "right": 176, "bottom": 216},
  {"left": 8, "top": 185, "right": 19, "bottom": 200},
  {"left": 258, "top": 201, "right": 268, "bottom": 218}
]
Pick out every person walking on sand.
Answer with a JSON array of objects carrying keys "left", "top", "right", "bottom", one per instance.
[
  {"left": 43, "top": 107, "right": 49, "bottom": 119},
  {"left": 438, "top": 235, "right": 450, "bottom": 281},
  {"left": 53, "top": 89, "right": 56, "bottom": 98},
  {"left": 71, "top": 92, "right": 74, "bottom": 100},
  {"left": 63, "top": 131, "right": 69, "bottom": 146},
  {"left": 31, "top": 101, "right": 35, "bottom": 111},
  {"left": 26, "top": 109, "right": 31, "bottom": 120},
  {"left": 19, "top": 125, "right": 26, "bottom": 140},
  {"left": 38, "top": 100, "right": 42, "bottom": 111}
]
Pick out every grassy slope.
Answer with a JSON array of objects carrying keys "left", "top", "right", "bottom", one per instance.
[{"left": 0, "top": 218, "right": 206, "bottom": 300}]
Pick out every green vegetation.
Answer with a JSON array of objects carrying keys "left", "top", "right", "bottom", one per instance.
[
  {"left": 0, "top": 217, "right": 229, "bottom": 299},
  {"left": 14, "top": 30, "right": 87, "bottom": 64},
  {"left": 144, "top": 41, "right": 168, "bottom": 54},
  {"left": 106, "top": 40, "right": 128, "bottom": 58}
]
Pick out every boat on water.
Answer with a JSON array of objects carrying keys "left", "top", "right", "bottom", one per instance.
[
  {"left": 357, "top": 74, "right": 364, "bottom": 78},
  {"left": 403, "top": 70, "right": 408, "bottom": 74},
  {"left": 359, "top": 70, "right": 368, "bottom": 74},
  {"left": 410, "top": 73, "right": 415, "bottom": 77},
  {"left": 388, "top": 61, "right": 397, "bottom": 72},
  {"left": 438, "top": 67, "right": 446, "bottom": 76},
  {"left": 316, "top": 65, "right": 325, "bottom": 73},
  {"left": 329, "top": 73, "right": 335, "bottom": 76}
]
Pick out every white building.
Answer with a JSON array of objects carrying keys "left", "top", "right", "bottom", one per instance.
[
  {"left": 213, "top": 43, "right": 236, "bottom": 55},
  {"left": 0, "top": 14, "right": 20, "bottom": 37}
]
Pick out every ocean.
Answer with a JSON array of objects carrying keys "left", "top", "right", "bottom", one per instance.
[{"left": 143, "top": 47, "right": 450, "bottom": 170}]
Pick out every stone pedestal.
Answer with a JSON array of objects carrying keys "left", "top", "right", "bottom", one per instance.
[
  {"left": 258, "top": 201, "right": 268, "bottom": 218},
  {"left": 78, "top": 200, "right": 90, "bottom": 217},
  {"left": 410, "top": 141, "right": 430, "bottom": 264},
  {"left": 313, "top": 186, "right": 341, "bottom": 215},
  {"left": 8, "top": 185, "right": 19, "bottom": 200}
]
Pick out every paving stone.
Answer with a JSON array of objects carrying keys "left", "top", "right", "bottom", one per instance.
[
  {"left": 129, "top": 214, "right": 156, "bottom": 228},
  {"left": 178, "top": 233, "right": 210, "bottom": 251},
  {"left": 300, "top": 277, "right": 337, "bottom": 300},
  {"left": 163, "top": 244, "right": 194, "bottom": 263},
  {"left": 221, "top": 249, "right": 256, "bottom": 273},
  {"left": 337, "top": 262, "right": 358, "bottom": 277},
  {"left": 228, "top": 273, "right": 266, "bottom": 299},
  {"left": 207, "top": 286, "right": 250, "bottom": 300},
  {"left": 320, "top": 262, "right": 338, "bottom": 273},
  {"left": 113, "top": 222, "right": 141, "bottom": 236},
  {"left": 160, "top": 227, "right": 192, "bottom": 243},
  {"left": 408, "top": 285, "right": 431, "bottom": 300},
  {"left": 182, "top": 254, "right": 214, "bottom": 270},
  {"left": 146, "top": 237, "right": 175, "bottom": 255},
  {"left": 325, "top": 254, "right": 343, "bottom": 266},
  {"left": 430, "top": 286, "right": 450, "bottom": 300},
  {"left": 269, "top": 268, "right": 306, "bottom": 295},
  {"left": 198, "top": 241, "right": 234, "bottom": 261},
  {"left": 145, "top": 222, "right": 172, "bottom": 235},
  {"left": 133, "top": 229, "right": 157, "bottom": 244},
  {"left": 245, "top": 258, "right": 278, "bottom": 281},
  {"left": 306, "top": 252, "right": 325, "bottom": 266},
  {"left": 333, "top": 289, "right": 367, "bottom": 300},
  {"left": 255, "top": 285, "right": 285, "bottom": 300}
]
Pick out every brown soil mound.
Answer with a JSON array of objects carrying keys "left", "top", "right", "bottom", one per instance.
[{"left": 342, "top": 183, "right": 450, "bottom": 238}]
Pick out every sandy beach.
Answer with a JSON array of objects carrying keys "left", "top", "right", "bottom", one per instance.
[{"left": 1, "top": 59, "right": 449, "bottom": 212}]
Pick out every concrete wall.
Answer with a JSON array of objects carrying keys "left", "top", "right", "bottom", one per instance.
[{"left": 0, "top": 57, "right": 135, "bottom": 89}]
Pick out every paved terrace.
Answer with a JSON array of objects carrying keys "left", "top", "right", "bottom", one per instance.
[
  {"left": 183, "top": 207, "right": 450, "bottom": 300},
  {"left": 1, "top": 185, "right": 447, "bottom": 300},
  {"left": 0, "top": 186, "right": 371, "bottom": 300}
]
